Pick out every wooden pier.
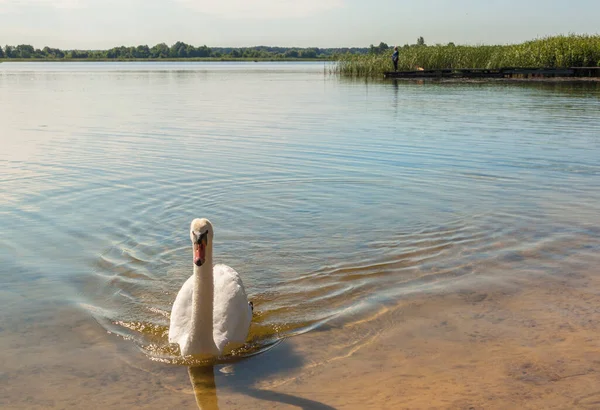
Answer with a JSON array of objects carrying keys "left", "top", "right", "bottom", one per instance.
[{"left": 384, "top": 67, "right": 600, "bottom": 79}]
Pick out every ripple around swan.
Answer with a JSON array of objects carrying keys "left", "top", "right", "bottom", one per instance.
[{"left": 80, "top": 205, "right": 600, "bottom": 365}]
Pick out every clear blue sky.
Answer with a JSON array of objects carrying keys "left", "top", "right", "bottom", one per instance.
[{"left": 1, "top": 0, "right": 598, "bottom": 49}]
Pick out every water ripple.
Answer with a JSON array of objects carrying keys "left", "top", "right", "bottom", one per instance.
[{"left": 1, "top": 63, "right": 600, "bottom": 365}]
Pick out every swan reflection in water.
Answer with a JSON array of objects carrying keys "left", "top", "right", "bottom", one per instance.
[
  {"left": 187, "top": 363, "right": 337, "bottom": 410},
  {"left": 188, "top": 366, "right": 220, "bottom": 410}
]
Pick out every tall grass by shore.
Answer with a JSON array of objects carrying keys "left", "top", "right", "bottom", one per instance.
[{"left": 334, "top": 34, "right": 600, "bottom": 77}]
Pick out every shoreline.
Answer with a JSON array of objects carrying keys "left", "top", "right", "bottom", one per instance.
[{"left": 3, "top": 60, "right": 598, "bottom": 83}]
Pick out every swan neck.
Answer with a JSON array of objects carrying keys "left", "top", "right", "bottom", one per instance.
[{"left": 190, "top": 250, "right": 217, "bottom": 354}]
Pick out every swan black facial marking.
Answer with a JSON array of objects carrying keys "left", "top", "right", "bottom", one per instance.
[{"left": 196, "top": 230, "right": 209, "bottom": 244}]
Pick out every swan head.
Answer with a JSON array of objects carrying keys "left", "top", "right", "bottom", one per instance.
[{"left": 190, "top": 218, "right": 214, "bottom": 267}]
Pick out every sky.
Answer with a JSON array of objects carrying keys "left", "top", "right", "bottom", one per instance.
[{"left": 0, "top": 0, "right": 598, "bottom": 49}]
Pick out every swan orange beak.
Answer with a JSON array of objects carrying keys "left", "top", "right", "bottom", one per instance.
[{"left": 194, "top": 239, "right": 206, "bottom": 267}]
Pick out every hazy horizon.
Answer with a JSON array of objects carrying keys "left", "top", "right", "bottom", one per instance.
[{"left": 1, "top": 0, "right": 599, "bottom": 49}]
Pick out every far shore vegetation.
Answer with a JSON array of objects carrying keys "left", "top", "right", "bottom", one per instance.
[
  {"left": 334, "top": 34, "right": 600, "bottom": 77},
  {"left": 0, "top": 42, "right": 362, "bottom": 61},
  {"left": 2, "top": 35, "right": 599, "bottom": 77}
]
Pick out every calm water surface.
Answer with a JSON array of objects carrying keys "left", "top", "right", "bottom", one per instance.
[{"left": 1, "top": 62, "right": 600, "bottom": 366}]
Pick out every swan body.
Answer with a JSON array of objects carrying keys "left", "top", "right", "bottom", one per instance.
[{"left": 169, "top": 218, "right": 252, "bottom": 357}]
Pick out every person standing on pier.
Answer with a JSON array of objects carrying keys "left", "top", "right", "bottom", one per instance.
[{"left": 392, "top": 46, "right": 399, "bottom": 72}]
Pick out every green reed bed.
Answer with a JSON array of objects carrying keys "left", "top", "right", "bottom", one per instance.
[{"left": 334, "top": 35, "right": 600, "bottom": 77}]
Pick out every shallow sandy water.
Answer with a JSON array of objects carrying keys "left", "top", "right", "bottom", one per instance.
[
  {"left": 3, "top": 251, "right": 599, "bottom": 409},
  {"left": 227, "top": 255, "right": 600, "bottom": 409}
]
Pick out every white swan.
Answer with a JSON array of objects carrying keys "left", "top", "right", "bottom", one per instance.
[{"left": 169, "top": 218, "right": 253, "bottom": 357}]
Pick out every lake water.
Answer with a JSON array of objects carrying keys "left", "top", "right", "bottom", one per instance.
[{"left": 1, "top": 62, "right": 600, "bottom": 407}]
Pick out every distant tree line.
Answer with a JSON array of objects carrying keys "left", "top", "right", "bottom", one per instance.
[{"left": 0, "top": 42, "right": 372, "bottom": 60}]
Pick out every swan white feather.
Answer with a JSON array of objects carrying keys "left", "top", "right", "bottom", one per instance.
[{"left": 169, "top": 219, "right": 252, "bottom": 357}]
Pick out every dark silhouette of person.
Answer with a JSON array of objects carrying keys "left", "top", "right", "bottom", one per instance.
[{"left": 392, "top": 46, "right": 399, "bottom": 72}]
